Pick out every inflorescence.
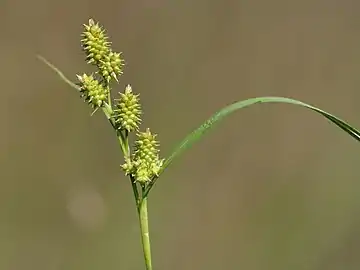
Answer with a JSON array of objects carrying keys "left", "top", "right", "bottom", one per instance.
[{"left": 76, "top": 18, "right": 163, "bottom": 185}]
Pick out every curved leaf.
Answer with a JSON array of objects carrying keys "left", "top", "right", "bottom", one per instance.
[{"left": 145, "top": 97, "right": 360, "bottom": 195}]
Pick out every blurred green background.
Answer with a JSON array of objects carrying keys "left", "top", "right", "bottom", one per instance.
[{"left": 2, "top": 0, "right": 360, "bottom": 269}]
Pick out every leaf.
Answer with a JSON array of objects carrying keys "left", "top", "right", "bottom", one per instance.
[
  {"left": 37, "top": 55, "right": 80, "bottom": 91},
  {"left": 144, "top": 97, "right": 360, "bottom": 195},
  {"left": 37, "top": 55, "right": 114, "bottom": 120}
]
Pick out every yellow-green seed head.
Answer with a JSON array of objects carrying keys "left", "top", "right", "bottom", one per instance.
[
  {"left": 114, "top": 85, "right": 141, "bottom": 132},
  {"left": 134, "top": 162, "right": 153, "bottom": 183},
  {"left": 77, "top": 74, "right": 109, "bottom": 108},
  {"left": 131, "top": 128, "right": 164, "bottom": 184},
  {"left": 98, "top": 51, "right": 124, "bottom": 82},
  {"left": 121, "top": 157, "right": 134, "bottom": 176},
  {"left": 81, "top": 19, "right": 111, "bottom": 65}
]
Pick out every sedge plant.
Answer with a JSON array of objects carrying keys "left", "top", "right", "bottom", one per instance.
[{"left": 38, "top": 19, "right": 360, "bottom": 270}]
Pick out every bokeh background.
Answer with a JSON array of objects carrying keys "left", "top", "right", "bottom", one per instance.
[{"left": 2, "top": 0, "right": 360, "bottom": 269}]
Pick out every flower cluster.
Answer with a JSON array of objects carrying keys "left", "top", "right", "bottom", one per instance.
[
  {"left": 122, "top": 129, "right": 164, "bottom": 184},
  {"left": 114, "top": 85, "right": 142, "bottom": 132},
  {"left": 77, "top": 74, "right": 109, "bottom": 108},
  {"left": 81, "top": 19, "right": 124, "bottom": 82},
  {"left": 76, "top": 18, "right": 163, "bottom": 185},
  {"left": 76, "top": 19, "right": 124, "bottom": 110}
]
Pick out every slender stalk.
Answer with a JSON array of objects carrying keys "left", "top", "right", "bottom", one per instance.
[
  {"left": 130, "top": 176, "right": 140, "bottom": 206},
  {"left": 137, "top": 195, "right": 153, "bottom": 270},
  {"left": 107, "top": 97, "right": 152, "bottom": 269}
]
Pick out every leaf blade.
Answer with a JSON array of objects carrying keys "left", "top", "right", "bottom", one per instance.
[
  {"left": 145, "top": 97, "right": 360, "bottom": 195},
  {"left": 37, "top": 55, "right": 80, "bottom": 91}
]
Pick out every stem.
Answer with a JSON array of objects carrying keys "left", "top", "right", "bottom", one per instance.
[
  {"left": 101, "top": 83, "right": 152, "bottom": 269},
  {"left": 38, "top": 55, "right": 154, "bottom": 268},
  {"left": 137, "top": 195, "right": 153, "bottom": 270},
  {"left": 130, "top": 176, "right": 140, "bottom": 205}
]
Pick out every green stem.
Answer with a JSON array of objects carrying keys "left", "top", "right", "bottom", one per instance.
[
  {"left": 130, "top": 176, "right": 140, "bottom": 205},
  {"left": 137, "top": 196, "right": 153, "bottom": 270},
  {"left": 101, "top": 81, "right": 152, "bottom": 270}
]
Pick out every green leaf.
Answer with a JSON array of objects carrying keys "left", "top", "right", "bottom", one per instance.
[
  {"left": 144, "top": 97, "right": 360, "bottom": 195},
  {"left": 37, "top": 55, "right": 80, "bottom": 91}
]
